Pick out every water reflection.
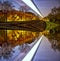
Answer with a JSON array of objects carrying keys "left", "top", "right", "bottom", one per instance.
[
  {"left": 33, "top": 36, "right": 60, "bottom": 61},
  {"left": 0, "top": 29, "right": 39, "bottom": 60},
  {"left": 0, "top": 23, "right": 60, "bottom": 61},
  {"left": 0, "top": 25, "right": 60, "bottom": 60},
  {"left": 0, "top": 39, "right": 37, "bottom": 61},
  {"left": 0, "top": 43, "right": 13, "bottom": 59},
  {"left": 44, "top": 24, "right": 60, "bottom": 51}
]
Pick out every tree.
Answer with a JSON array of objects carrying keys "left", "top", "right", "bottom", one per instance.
[
  {"left": 0, "top": 1, "right": 14, "bottom": 22},
  {"left": 0, "top": 2, "right": 2, "bottom": 10},
  {"left": 2, "top": 1, "right": 14, "bottom": 12},
  {"left": 19, "top": 5, "right": 30, "bottom": 12},
  {"left": 47, "top": 7, "right": 60, "bottom": 23}
]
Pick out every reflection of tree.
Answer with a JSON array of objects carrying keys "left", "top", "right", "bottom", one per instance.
[
  {"left": 5, "top": 29, "right": 41, "bottom": 49},
  {"left": 20, "top": 43, "right": 30, "bottom": 53},
  {"left": 0, "top": 30, "right": 6, "bottom": 45},
  {"left": 51, "top": 40, "right": 58, "bottom": 51},
  {"left": 7, "top": 30, "right": 37, "bottom": 47},
  {"left": 45, "top": 25, "right": 60, "bottom": 51},
  {"left": 0, "top": 43, "right": 13, "bottom": 59},
  {"left": 45, "top": 7, "right": 60, "bottom": 51}
]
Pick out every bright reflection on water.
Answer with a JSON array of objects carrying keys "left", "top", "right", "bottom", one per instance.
[
  {"left": 0, "top": 35, "right": 38, "bottom": 61},
  {"left": 0, "top": 23, "right": 60, "bottom": 61},
  {"left": 33, "top": 36, "right": 60, "bottom": 61},
  {"left": 0, "top": 22, "right": 60, "bottom": 61},
  {"left": 0, "top": 35, "right": 60, "bottom": 61}
]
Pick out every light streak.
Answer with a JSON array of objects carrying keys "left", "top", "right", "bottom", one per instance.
[
  {"left": 22, "top": 35, "right": 43, "bottom": 61},
  {"left": 22, "top": 0, "right": 43, "bottom": 17}
]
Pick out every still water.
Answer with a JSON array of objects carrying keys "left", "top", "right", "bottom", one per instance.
[
  {"left": 0, "top": 21, "right": 60, "bottom": 61},
  {"left": 0, "top": 33, "right": 60, "bottom": 61},
  {"left": 0, "top": 35, "right": 38, "bottom": 61},
  {"left": 33, "top": 36, "right": 60, "bottom": 61}
]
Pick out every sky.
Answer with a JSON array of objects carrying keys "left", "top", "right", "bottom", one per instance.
[
  {"left": 12, "top": 0, "right": 60, "bottom": 17},
  {"left": 0, "top": 0, "right": 60, "bottom": 17},
  {"left": 33, "top": 0, "right": 60, "bottom": 17}
]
